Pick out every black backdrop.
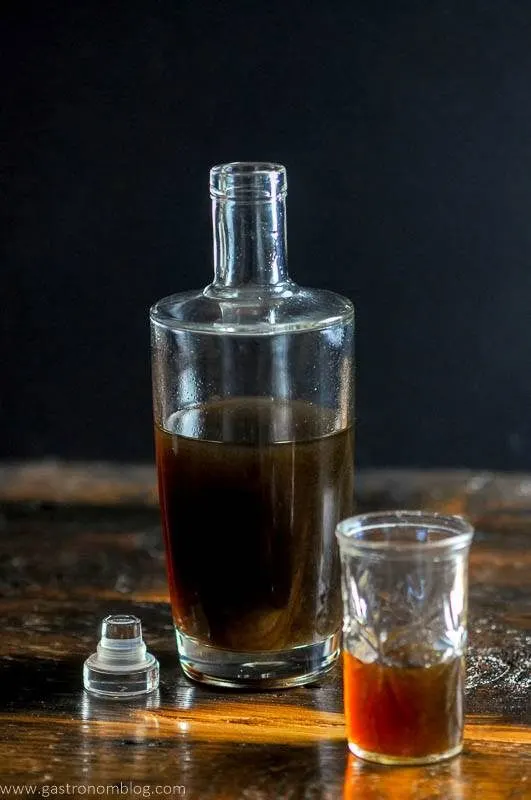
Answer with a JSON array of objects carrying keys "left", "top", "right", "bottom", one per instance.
[{"left": 3, "top": 1, "right": 531, "bottom": 469}]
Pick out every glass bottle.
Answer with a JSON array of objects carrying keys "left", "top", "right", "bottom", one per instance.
[{"left": 150, "top": 162, "right": 355, "bottom": 688}]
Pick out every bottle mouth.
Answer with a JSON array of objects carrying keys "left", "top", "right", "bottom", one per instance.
[{"left": 210, "top": 162, "right": 287, "bottom": 200}]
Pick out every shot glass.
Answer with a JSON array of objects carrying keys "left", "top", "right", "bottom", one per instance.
[{"left": 336, "top": 511, "right": 474, "bottom": 765}]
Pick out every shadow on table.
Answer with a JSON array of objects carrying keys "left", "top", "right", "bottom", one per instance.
[{"left": 0, "top": 654, "right": 84, "bottom": 712}]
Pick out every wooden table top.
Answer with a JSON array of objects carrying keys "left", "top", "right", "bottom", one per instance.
[{"left": 0, "top": 462, "right": 529, "bottom": 798}]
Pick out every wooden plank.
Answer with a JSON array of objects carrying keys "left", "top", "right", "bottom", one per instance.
[{"left": 0, "top": 465, "right": 528, "bottom": 797}]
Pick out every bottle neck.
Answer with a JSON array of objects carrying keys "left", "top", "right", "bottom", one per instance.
[
  {"left": 212, "top": 195, "right": 288, "bottom": 288},
  {"left": 208, "top": 163, "right": 289, "bottom": 293}
]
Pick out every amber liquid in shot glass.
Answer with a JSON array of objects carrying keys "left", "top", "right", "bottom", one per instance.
[
  {"left": 336, "top": 511, "right": 473, "bottom": 765},
  {"left": 343, "top": 650, "right": 464, "bottom": 761}
]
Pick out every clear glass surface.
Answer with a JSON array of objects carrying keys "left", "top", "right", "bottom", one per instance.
[
  {"left": 336, "top": 511, "right": 474, "bottom": 764},
  {"left": 150, "top": 162, "right": 355, "bottom": 688},
  {"left": 83, "top": 614, "right": 160, "bottom": 698}
]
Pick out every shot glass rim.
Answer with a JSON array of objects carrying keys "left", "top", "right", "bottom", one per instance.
[{"left": 335, "top": 510, "right": 474, "bottom": 554}]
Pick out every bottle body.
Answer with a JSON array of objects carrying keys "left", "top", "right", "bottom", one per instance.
[{"left": 150, "top": 163, "right": 354, "bottom": 687}]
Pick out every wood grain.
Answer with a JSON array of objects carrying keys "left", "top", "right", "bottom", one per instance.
[{"left": 0, "top": 462, "right": 529, "bottom": 798}]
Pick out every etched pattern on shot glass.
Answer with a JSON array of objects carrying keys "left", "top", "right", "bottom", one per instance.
[{"left": 336, "top": 511, "right": 473, "bottom": 765}]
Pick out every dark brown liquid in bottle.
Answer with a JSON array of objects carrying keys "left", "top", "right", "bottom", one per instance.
[{"left": 155, "top": 398, "right": 354, "bottom": 652}]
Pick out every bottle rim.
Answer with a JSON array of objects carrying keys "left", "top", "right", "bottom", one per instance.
[{"left": 210, "top": 162, "right": 287, "bottom": 200}]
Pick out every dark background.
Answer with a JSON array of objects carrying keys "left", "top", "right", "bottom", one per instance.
[{"left": 3, "top": 1, "right": 531, "bottom": 470}]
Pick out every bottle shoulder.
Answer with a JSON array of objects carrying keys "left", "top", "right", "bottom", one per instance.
[{"left": 150, "top": 282, "right": 354, "bottom": 335}]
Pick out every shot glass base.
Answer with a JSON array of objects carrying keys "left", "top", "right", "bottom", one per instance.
[
  {"left": 347, "top": 740, "right": 463, "bottom": 766},
  {"left": 176, "top": 629, "right": 340, "bottom": 689}
]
